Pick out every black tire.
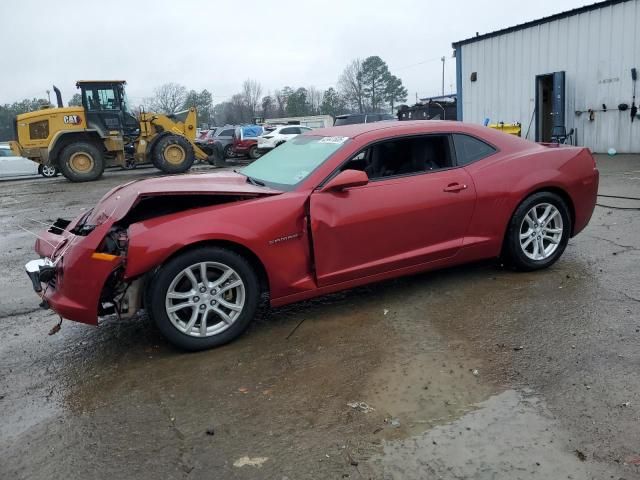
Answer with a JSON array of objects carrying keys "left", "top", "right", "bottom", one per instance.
[
  {"left": 223, "top": 144, "right": 234, "bottom": 159},
  {"left": 147, "top": 247, "right": 260, "bottom": 351},
  {"left": 152, "top": 135, "right": 195, "bottom": 174},
  {"left": 58, "top": 142, "right": 105, "bottom": 182},
  {"left": 248, "top": 145, "right": 260, "bottom": 160},
  {"left": 207, "top": 142, "right": 226, "bottom": 167},
  {"left": 503, "top": 192, "right": 571, "bottom": 271},
  {"left": 38, "top": 164, "right": 58, "bottom": 178}
]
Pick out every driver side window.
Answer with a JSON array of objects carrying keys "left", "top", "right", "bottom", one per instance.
[{"left": 341, "top": 135, "right": 453, "bottom": 180}]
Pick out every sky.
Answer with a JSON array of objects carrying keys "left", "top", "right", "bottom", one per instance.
[{"left": 0, "top": 0, "right": 594, "bottom": 107}]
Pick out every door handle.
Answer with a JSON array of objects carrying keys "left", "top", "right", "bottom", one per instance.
[{"left": 443, "top": 183, "right": 468, "bottom": 193}]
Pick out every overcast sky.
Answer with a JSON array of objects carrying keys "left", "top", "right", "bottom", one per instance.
[{"left": 1, "top": 0, "right": 592, "bottom": 106}]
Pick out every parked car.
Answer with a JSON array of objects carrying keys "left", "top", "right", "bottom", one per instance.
[
  {"left": 211, "top": 126, "right": 237, "bottom": 158},
  {"left": 0, "top": 144, "right": 58, "bottom": 178},
  {"left": 334, "top": 113, "right": 395, "bottom": 126},
  {"left": 232, "top": 125, "right": 263, "bottom": 159},
  {"left": 257, "top": 125, "right": 312, "bottom": 154},
  {"left": 25, "top": 121, "right": 598, "bottom": 351}
]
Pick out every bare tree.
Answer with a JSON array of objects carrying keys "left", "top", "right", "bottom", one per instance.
[
  {"left": 149, "top": 82, "right": 187, "bottom": 114},
  {"left": 274, "top": 89, "right": 288, "bottom": 117},
  {"left": 338, "top": 59, "right": 365, "bottom": 113},
  {"left": 307, "top": 86, "right": 323, "bottom": 115},
  {"left": 242, "top": 79, "right": 263, "bottom": 117}
]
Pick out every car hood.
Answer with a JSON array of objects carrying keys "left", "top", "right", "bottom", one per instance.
[{"left": 87, "top": 171, "right": 283, "bottom": 225}]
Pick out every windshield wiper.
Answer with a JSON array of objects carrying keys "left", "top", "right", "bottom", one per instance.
[{"left": 244, "top": 175, "right": 265, "bottom": 187}]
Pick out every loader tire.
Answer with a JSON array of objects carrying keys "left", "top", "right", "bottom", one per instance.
[
  {"left": 153, "top": 135, "right": 195, "bottom": 174},
  {"left": 58, "top": 142, "right": 105, "bottom": 182}
]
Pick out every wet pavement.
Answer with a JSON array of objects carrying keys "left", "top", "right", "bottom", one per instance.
[{"left": 0, "top": 156, "right": 639, "bottom": 479}]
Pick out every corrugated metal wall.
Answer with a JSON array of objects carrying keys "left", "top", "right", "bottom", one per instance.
[{"left": 459, "top": 0, "right": 640, "bottom": 153}]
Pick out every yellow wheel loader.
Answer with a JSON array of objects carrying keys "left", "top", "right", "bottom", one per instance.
[{"left": 9, "top": 81, "right": 210, "bottom": 182}]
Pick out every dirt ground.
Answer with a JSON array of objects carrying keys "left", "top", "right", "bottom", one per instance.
[{"left": 0, "top": 155, "right": 639, "bottom": 480}]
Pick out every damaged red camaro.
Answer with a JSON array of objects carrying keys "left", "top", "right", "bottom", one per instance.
[{"left": 25, "top": 121, "right": 599, "bottom": 350}]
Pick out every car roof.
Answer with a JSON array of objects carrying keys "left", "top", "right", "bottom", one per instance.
[{"left": 308, "top": 120, "right": 543, "bottom": 150}]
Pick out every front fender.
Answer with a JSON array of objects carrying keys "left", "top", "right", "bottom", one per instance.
[{"left": 123, "top": 217, "right": 265, "bottom": 280}]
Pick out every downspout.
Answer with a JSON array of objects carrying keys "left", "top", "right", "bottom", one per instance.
[{"left": 455, "top": 47, "right": 463, "bottom": 121}]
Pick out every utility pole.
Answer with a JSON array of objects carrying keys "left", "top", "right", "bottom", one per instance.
[
  {"left": 46, "top": 89, "right": 51, "bottom": 104},
  {"left": 441, "top": 57, "right": 445, "bottom": 96}
]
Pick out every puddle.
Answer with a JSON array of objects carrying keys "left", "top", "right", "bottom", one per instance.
[{"left": 366, "top": 389, "right": 616, "bottom": 479}]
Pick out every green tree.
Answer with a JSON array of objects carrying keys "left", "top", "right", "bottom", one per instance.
[
  {"left": 359, "top": 56, "right": 391, "bottom": 112},
  {"left": 384, "top": 75, "right": 408, "bottom": 114},
  {"left": 261, "top": 95, "right": 274, "bottom": 119},
  {"left": 183, "top": 89, "right": 213, "bottom": 125},
  {"left": 0, "top": 97, "right": 48, "bottom": 141},
  {"left": 320, "top": 87, "right": 347, "bottom": 118},
  {"left": 286, "top": 87, "right": 308, "bottom": 116},
  {"left": 68, "top": 93, "right": 83, "bottom": 107}
]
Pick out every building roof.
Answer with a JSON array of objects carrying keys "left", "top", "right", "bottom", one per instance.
[{"left": 452, "top": 0, "right": 630, "bottom": 48}]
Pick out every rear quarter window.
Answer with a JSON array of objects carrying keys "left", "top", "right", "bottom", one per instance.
[{"left": 453, "top": 134, "right": 496, "bottom": 166}]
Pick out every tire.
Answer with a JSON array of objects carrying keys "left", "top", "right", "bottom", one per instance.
[
  {"left": 248, "top": 145, "right": 260, "bottom": 160},
  {"left": 58, "top": 142, "right": 105, "bottom": 182},
  {"left": 152, "top": 135, "right": 195, "bottom": 174},
  {"left": 223, "top": 144, "right": 234, "bottom": 159},
  {"left": 147, "top": 247, "right": 260, "bottom": 351},
  {"left": 503, "top": 192, "right": 571, "bottom": 271},
  {"left": 38, "top": 164, "right": 58, "bottom": 178}
]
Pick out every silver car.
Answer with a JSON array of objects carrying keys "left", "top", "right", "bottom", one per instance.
[{"left": 0, "top": 144, "right": 57, "bottom": 178}]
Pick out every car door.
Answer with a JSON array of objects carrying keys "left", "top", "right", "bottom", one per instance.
[
  {"left": 309, "top": 134, "right": 476, "bottom": 287},
  {"left": 279, "top": 127, "right": 299, "bottom": 141}
]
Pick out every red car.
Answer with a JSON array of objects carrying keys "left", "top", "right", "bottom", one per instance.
[{"left": 25, "top": 121, "right": 598, "bottom": 351}]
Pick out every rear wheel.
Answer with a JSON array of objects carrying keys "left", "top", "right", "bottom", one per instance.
[
  {"left": 58, "top": 142, "right": 105, "bottom": 182},
  {"left": 248, "top": 145, "right": 260, "bottom": 160},
  {"left": 148, "top": 247, "right": 260, "bottom": 351},
  {"left": 503, "top": 192, "right": 571, "bottom": 271},
  {"left": 153, "top": 135, "right": 195, "bottom": 174}
]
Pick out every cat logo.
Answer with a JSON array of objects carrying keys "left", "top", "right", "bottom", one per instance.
[{"left": 63, "top": 115, "right": 82, "bottom": 125}]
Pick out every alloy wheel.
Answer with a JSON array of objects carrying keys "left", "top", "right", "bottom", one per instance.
[
  {"left": 519, "top": 203, "right": 563, "bottom": 260},
  {"left": 165, "top": 261, "right": 245, "bottom": 337}
]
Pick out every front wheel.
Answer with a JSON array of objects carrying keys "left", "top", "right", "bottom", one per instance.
[
  {"left": 152, "top": 135, "right": 195, "bottom": 174},
  {"left": 147, "top": 247, "right": 260, "bottom": 351},
  {"left": 503, "top": 192, "right": 571, "bottom": 271},
  {"left": 223, "top": 144, "right": 234, "bottom": 159}
]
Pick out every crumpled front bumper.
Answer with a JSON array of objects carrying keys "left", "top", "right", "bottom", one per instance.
[{"left": 26, "top": 217, "right": 123, "bottom": 325}]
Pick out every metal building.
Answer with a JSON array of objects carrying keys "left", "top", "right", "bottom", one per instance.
[{"left": 452, "top": 0, "right": 640, "bottom": 153}]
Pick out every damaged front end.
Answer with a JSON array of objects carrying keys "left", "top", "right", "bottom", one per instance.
[{"left": 26, "top": 171, "right": 282, "bottom": 326}]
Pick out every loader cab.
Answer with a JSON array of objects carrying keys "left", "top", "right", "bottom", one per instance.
[{"left": 77, "top": 81, "right": 139, "bottom": 137}]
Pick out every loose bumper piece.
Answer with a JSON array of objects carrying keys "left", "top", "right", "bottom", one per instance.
[{"left": 25, "top": 258, "right": 54, "bottom": 293}]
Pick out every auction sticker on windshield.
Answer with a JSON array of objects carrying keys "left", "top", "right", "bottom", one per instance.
[{"left": 318, "top": 136, "right": 349, "bottom": 144}]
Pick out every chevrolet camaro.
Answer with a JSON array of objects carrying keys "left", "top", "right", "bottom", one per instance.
[{"left": 25, "top": 121, "right": 599, "bottom": 350}]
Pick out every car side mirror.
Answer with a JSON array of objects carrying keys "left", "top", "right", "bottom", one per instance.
[{"left": 320, "top": 169, "right": 369, "bottom": 192}]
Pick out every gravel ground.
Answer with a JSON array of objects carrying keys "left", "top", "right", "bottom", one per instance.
[{"left": 0, "top": 155, "right": 638, "bottom": 480}]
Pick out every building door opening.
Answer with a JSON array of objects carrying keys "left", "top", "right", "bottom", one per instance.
[{"left": 536, "top": 71, "right": 565, "bottom": 142}]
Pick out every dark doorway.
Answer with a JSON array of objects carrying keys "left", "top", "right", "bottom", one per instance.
[{"left": 535, "top": 71, "right": 565, "bottom": 142}]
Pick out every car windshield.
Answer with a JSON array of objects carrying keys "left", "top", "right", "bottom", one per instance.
[{"left": 241, "top": 135, "right": 349, "bottom": 189}]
